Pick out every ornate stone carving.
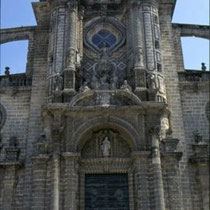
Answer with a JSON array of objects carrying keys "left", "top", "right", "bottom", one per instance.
[
  {"left": 54, "top": 73, "right": 63, "bottom": 91},
  {"left": 79, "top": 81, "right": 90, "bottom": 93},
  {"left": 81, "top": 129, "right": 131, "bottom": 158},
  {"left": 147, "top": 73, "right": 158, "bottom": 90},
  {"left": 83, "top": 17, "right": 126, "bottom": 53},
  {"left": 120, "top": 80, "right": 132, "bottom": 92},
  {"left": 67, "top": 0, "right": 78, "bottom": 12},
  {"left": 82, "top": 47, "right": 125, "bottom": 90}
]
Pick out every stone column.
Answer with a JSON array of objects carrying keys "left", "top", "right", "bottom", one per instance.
[
  {"left": 64, "top": 0, "right": 78, "bottom": 97},
  {"left": 190, "top": 142, "right": 209, "bottom": 210},
  {"left": 78, "top": 6, "right": 85, "bottom": 63},
  {"left": 31, "top": 155, "right": 49, "bottom": 210},
  {"left": 51, "top": 154, "right": 60, "bottom": 210},
  {"left": 50, "top": 113, "right": 64, "bottom": 210},
  {"left": 151, "top": 128, "right": 166, "bottom": 210},
  {"left": 0, "top": 163, "right": 22, "bottom": 210},
  {"left": 63, "top": 152, "right": 80, "bottom": 210},
  {"left": 129, "top": 2, "right": 146, "bottom": 97},
  {"left": 132, "top": 151, "right": 150, "bottom": 210},
  {"left": 161, "top": 138, "right": 183, "bottom": 210},
  {"left": 48, "top": 2, "right": 68, "bottom": 102},
  {"left": 141, "top": 1, "right": 167, "bottom": 102}
]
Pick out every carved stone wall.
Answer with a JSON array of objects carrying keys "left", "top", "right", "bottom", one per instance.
[{"left": 0, "top": 0, "right": 209, "bottom": 209}]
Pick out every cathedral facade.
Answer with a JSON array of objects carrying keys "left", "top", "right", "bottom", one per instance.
[{"left": 0, "top": 0, "right": 209, "bottom": 209}]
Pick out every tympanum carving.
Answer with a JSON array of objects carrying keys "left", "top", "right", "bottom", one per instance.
[{"left": 81, "top": 129, "right": 131, "bottom": 158}]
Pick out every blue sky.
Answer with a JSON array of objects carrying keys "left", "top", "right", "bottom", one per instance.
[{"left": 0, "top": 0, "right": 209, "bottom": 74}]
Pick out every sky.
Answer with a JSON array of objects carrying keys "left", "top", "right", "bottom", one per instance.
[{"left": 0, "top": 0, "right": 209, "bottom": 74}]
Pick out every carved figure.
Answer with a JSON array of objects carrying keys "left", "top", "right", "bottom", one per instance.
[
  {"left": 194, "top": 129, "right": 203, "bottom": 143},
  {"left": 101, "top": 136, "right": 111, "bottom": 157},
  {"left": 79, "top": 81, "right": 90, "bottom": 93},
  {"left": 90, "top": 46, "right": 118, "bottom": 90},
  {"left": 120, "top": 80, "right": 132, "bottom": 92},
  {"left": 147, "top": 73, "right": 157, "bottom": 89},
  {"left": 54, "top": 73, "right": 63, "bottom": 91}
]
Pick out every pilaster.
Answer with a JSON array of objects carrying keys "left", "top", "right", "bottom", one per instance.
[
  {"left": 190, "top": 141, "right": 209, "bottom": 210},
  {"left": 132, "top": 151, "right": 150, "bottom": 209},
  {"left": 31, "top": 155, "right": 50, "bottom": 210},
  {"left": 161, "top": 138, "right": 183, "bottom": 210},
  {"left": 63, "top": 152, "right": 80, "bottom": 210},
  {"left": 150, "top": 127, "right": 166, "bottom": 210}
]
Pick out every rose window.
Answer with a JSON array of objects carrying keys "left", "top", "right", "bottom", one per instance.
[{"left": 92, "top": 29, "right": 117, "bottom": 49}]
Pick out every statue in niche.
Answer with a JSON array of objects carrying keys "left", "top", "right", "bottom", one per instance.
[
  {"left": 101, "top": 136, "right": 111, "bottom": 157},
  {"left": 54, "top": 73, "right": 63, "bottom": 91},
  {"left": 147, "top": 73, "right": 157, "bottom": 90},
  {"left": 79, "top": 81, "right": 90, "bottom": 93},
  {"left": 120, "top": 80, "right": 132, "bottom": 92}
]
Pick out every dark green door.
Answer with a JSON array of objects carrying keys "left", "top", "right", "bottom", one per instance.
[{"left": 85, "top": 174, "right": 129, "bottom": 210}]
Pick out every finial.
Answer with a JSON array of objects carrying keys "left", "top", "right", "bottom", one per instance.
[
  {"left": 5, "top": 66, "right": 10, "bottom": 76},
  {"left": 201, "top": 62, "right": 206, "bottom": 71}
]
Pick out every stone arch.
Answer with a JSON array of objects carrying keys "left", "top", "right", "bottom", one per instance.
[
  {"left": 0, "top": 27, "right": 35, "bottom": 44},
  {"left": 69, "top": 90, "right": 142, "bottom": 107},
  {"left": 0, "top": 27, "right": 35, "bottom": 75},
  {"left": 73, "top": 116, "right": 139, "bottom": 152}
]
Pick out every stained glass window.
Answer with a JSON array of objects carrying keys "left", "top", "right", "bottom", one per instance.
[{"left": 92, "top": 29, "right": 117, "bottom": 49}]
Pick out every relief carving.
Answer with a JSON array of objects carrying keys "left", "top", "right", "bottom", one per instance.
[{"left": 81, "top": 129, "right": 131, "bottom": 158}]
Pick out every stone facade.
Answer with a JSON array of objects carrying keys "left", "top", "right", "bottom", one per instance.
[{"left": 0, "top": 0, "right": 209, "bottom": 209}]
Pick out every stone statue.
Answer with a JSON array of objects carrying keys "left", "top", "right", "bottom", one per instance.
[
  {"left": 194, "top": 129, "right": 203, "bottom": 144},
  {"left": 5, "top": 67, "right": 10, "bottom": 76},
  {"left": 54, "top": 73, "right": 63, "bottom": 91},
  {"left": 147, "top": 73, "right": 157, "bottom": 89},
  {"left": 91, "top": 46, "right": 117, "bottom": 90},
  {"left": 101, "top": 136, "right": 111, "bottom": 157},
  {"left": 79, "top": 81, "right": 90, "bottom": 93},
  {"left": 201, "top": 62, "right": 206, "bottom": 71},
  {"left": 120, "top": 80, "right": 132, "bottom": 92}
]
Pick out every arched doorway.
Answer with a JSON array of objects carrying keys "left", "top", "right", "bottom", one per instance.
[{"left": 77, "top": 127, "right": 135, "bottom": 210}]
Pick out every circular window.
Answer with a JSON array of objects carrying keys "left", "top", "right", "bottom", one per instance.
[
  {"left": 0, "top": 104, "right": 6, "bottom": 130},
  {"left": 92, "top": 29, "right": 117, "bottom": 49},
  {"left": 84, "top": 17, "right": 126, "bottom": 52}
]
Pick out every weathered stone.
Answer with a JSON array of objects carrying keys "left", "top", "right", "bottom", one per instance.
[{"left": 0, "top": 0, "right": 209, "bottom": 209}]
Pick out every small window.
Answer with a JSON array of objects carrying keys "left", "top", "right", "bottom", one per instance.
[{"left": 92, "top": 29, "right": 117, "bottom": 49}]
